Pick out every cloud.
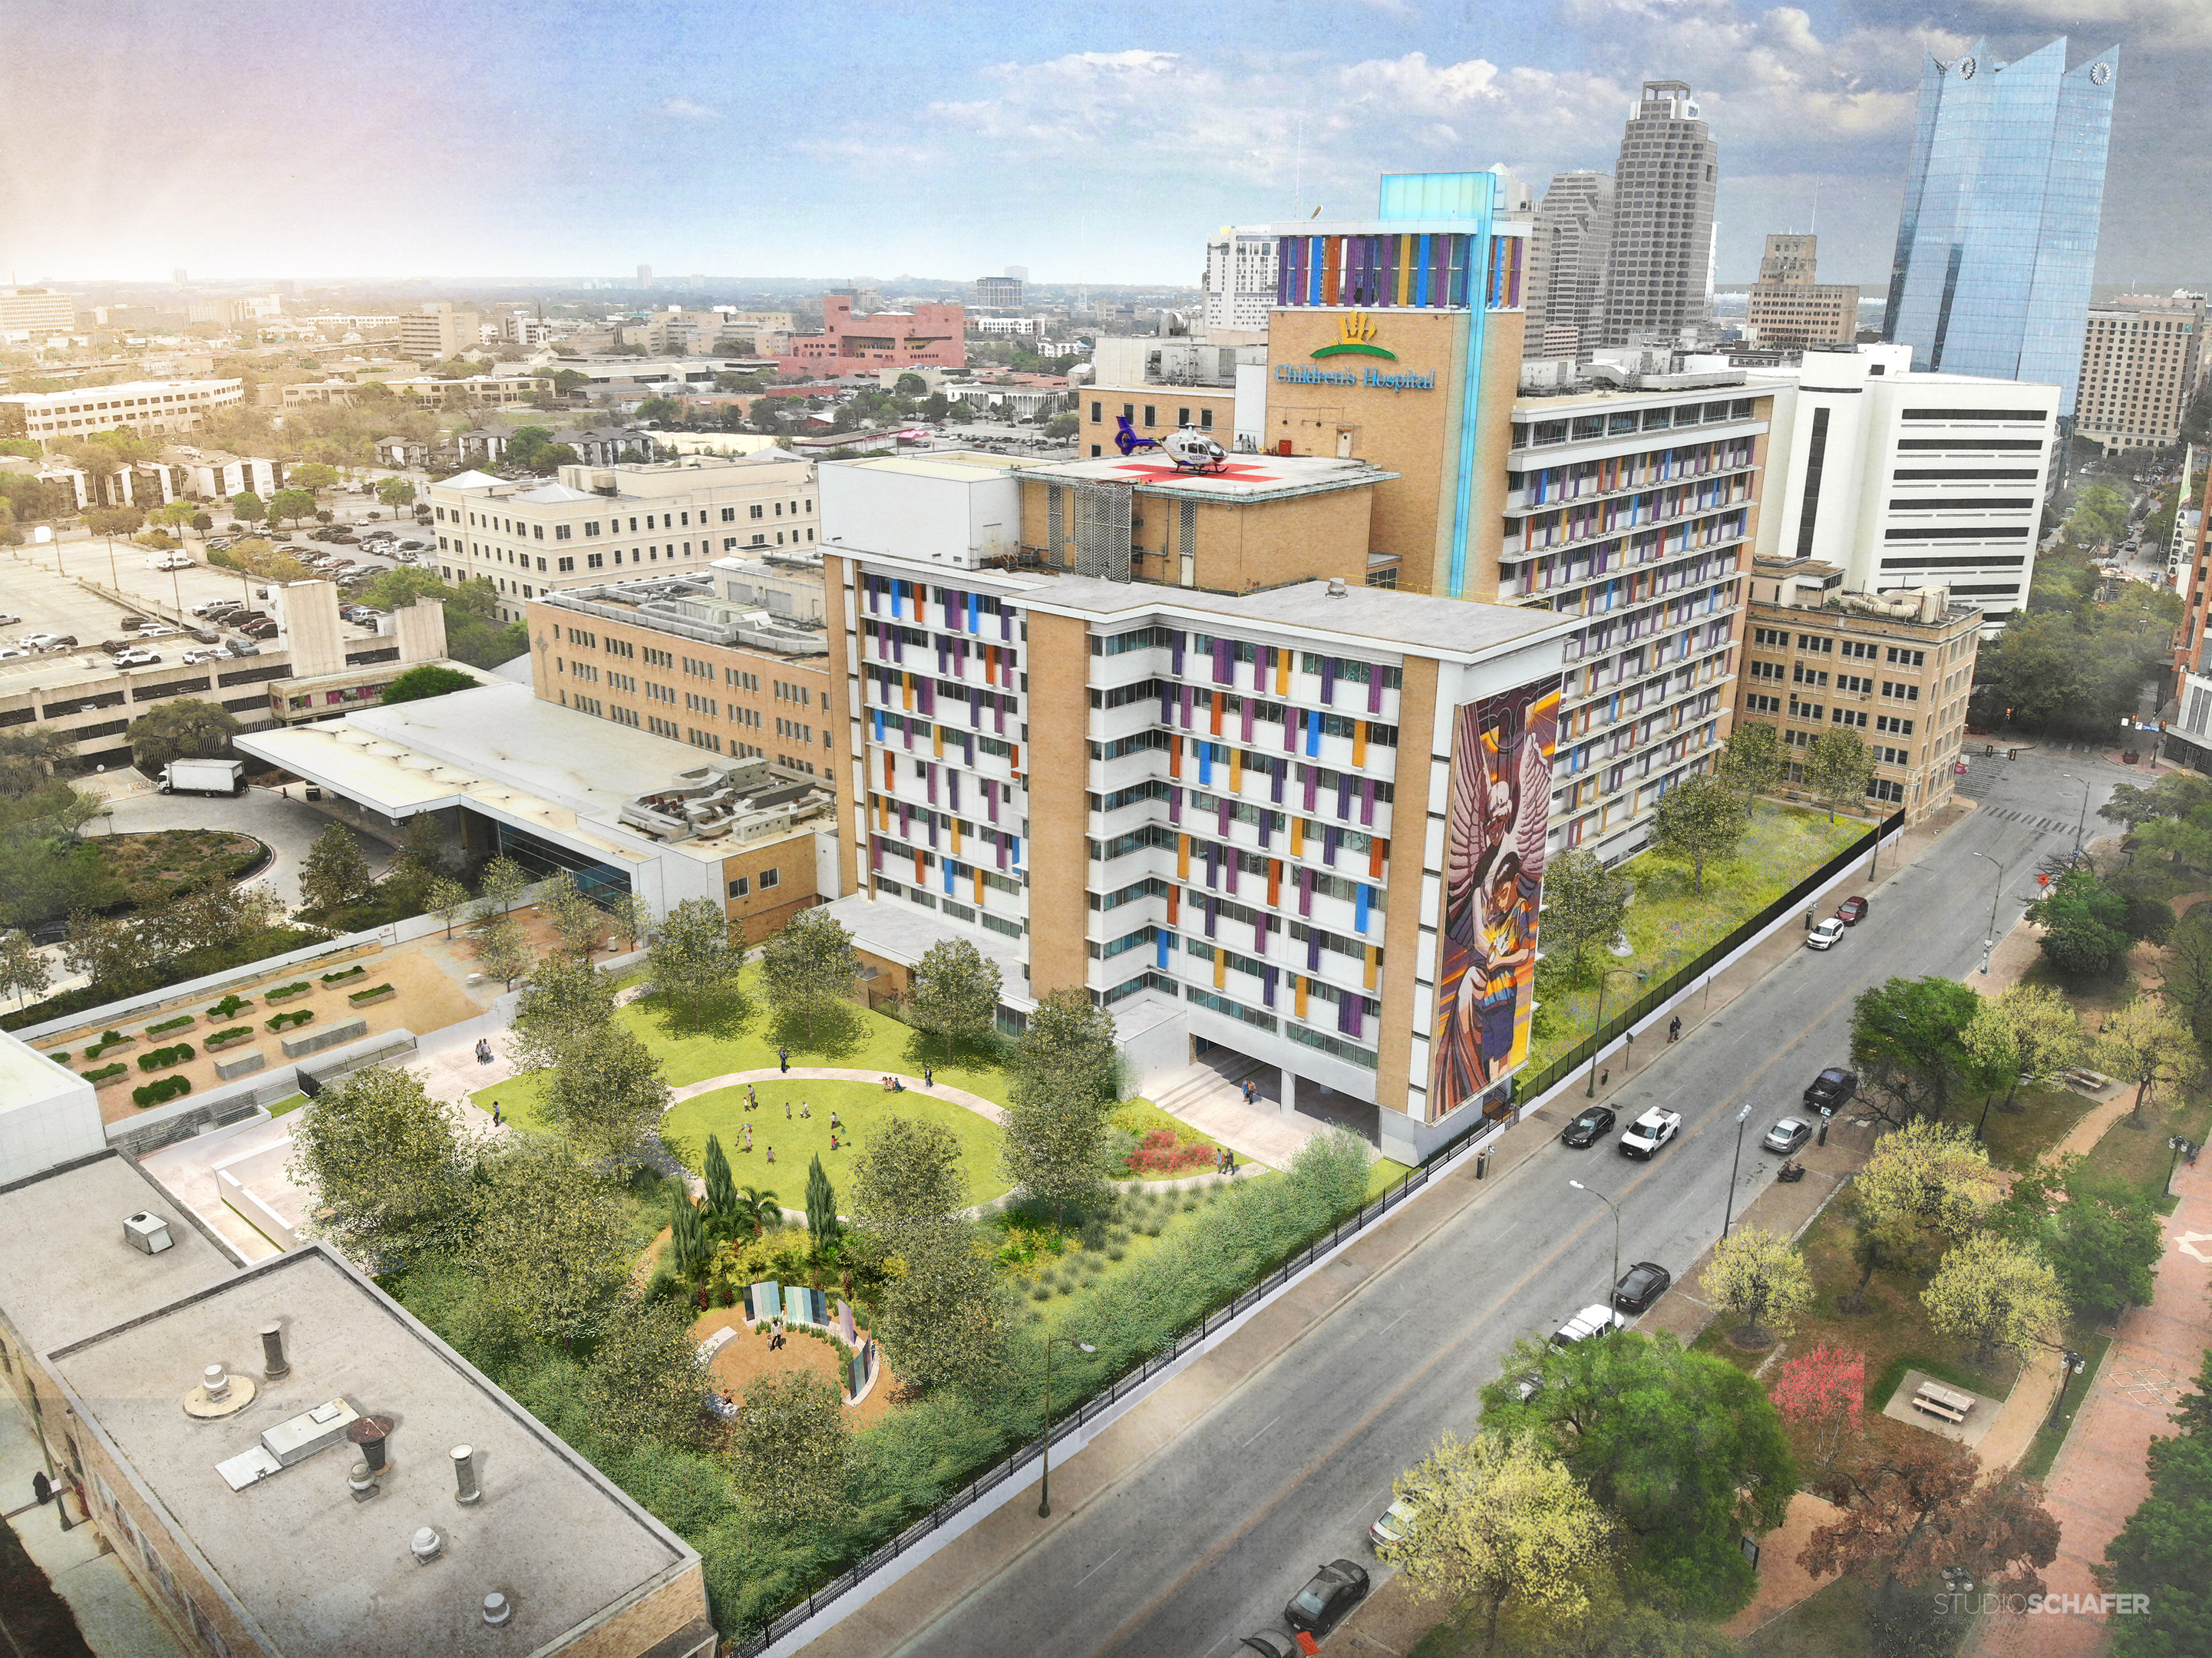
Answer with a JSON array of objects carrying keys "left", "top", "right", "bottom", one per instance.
[{"left": 657, "top": 97, "right": 718, "bottom": 121}]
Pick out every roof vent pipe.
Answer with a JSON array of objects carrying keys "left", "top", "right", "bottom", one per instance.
[
  {"left": 348, "top": 1415, "right": 392, "bottom": 1474},
  {"left": 411, "top": 1526, "right": 443, "bottom": 1566},
  {"left": 259, "top": 1323, "right": 289, "bottom": 1380},
  {"left": 482, "top": 1592, "right": 512, "bottom": 1627},
  {"left": 451, "top": 1445, "right": 483, "bottom": 1506},
  {"left": 202, "top": 1364, "right": 230, "bottom": 1403}
]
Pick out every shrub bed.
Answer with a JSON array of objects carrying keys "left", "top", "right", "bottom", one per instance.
[
  {"left": 145, "top": 1014, "right": 194, "bottom": 1036},
  {"left": 266, "top": 982, "right": 312, "bottom": 1003},
  {"left": 206, "top": 1026, "right": 255, "bottom": 1049},
  {"left": 321, "top": 964, "right": 367, "bottom": 985},
  {"left": 84, "top": 1062, "right": 128, "bottom": 1085},
  {"left": 132, "top": 1075, "right": 190, "bottom": 1109},
  {"left": 1124, "top": 1127, "right": 1216, "bottom": 1175},
  {"left": 266, "top": 1010, "right": 315, "bottom": 1032},
  {"left": 207, "top": 994, "right": 252, "bottom": 1020},
  {"left": 83, "top": 1030, "right": 131, "bottom": 1059},
  {"left": 1, "top": 926, "right": 328, "bottom": 1032},
  {"left": 346, "top": 983, "right": 396, "bottom": 1006},
  {"left": 137, "top": 1042, "right": 196, "bottom": 1072}
]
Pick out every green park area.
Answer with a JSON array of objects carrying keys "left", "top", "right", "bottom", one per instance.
[{"left": 1524, "top": 801, "right": 1870, "bottom": 1078}]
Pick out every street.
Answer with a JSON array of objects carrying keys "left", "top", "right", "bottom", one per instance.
[{"left": 880, "top": 748, "right": 2118, "bottom": 1658}]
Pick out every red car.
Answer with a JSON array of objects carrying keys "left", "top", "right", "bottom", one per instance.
[{"left": 1837, "top": 896, "right": 1870, "bottom": 926}]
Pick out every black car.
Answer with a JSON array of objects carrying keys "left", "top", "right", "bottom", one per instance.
[
  {"left": 1804, "top": 1068, "right": 1858, "bottom": 1111},
  {"left": 1285, "top": 1560, "right": 1371, "bottom": 1638},
  {"left": 1560, "top": 1105, "right": 1616, "bottom": 1148},
  {"left": 1613, "top": 1261, "right": 1672, "bottom": 1313}
]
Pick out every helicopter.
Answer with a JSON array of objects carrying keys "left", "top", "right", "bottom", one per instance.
[
  {"left": 1160, "top": 426, "right": 1229, "bottom": 474},
  {"left": 1112, "top": 414, "right": 1160, "bottom": 455}
]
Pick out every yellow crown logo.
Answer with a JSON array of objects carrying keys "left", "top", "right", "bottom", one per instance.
[{"left": 1312, "top": 310, "right": 1396, "bottom": 362}]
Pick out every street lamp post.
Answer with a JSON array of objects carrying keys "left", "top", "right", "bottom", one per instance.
[
  {"left": 1722, "top": 1102, "right": 1754, "bottom": 1240},
  {"left": 2170, "top": 1135, "right": 2193, "bottom": 1199},
  {"left": 1036, "top": 1336, "right": 1095, "bottom": 1519},
  {"left": 1968, "top": 849, "right": 2006, "bottom": 952},
  {"left": 1584, "top": 966, "right": 1636, "bottom": 1098},
  {"left": 1568, "top": 1180, "right": 1621, "bottom": 1310},
  {"left": 2045, "top": 1347, "right": 2086, "bottom": 1433},
  {"left": 2059, "top": 773, "right": 2091, "bottom": 853}
]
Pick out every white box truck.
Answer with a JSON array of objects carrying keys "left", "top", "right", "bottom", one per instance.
[{"left": 162, "top": 758, "right": 245, "bottom": 797}]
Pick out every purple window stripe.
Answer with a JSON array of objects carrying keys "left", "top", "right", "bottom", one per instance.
[
  {"left": 1303, "top": 766, "right": 1319, "bottom": 811},
  {"left": 1298, "top": 867, "right": 1313, "bottom": 917},
  {"left": 1319, "top": 657, "right": 1336, "bottom": 705},
  {"left": 1338, "top": 772, "right": 1352, "bottom": 819},
  {"left": 1361, "top": 778, "right": 1376, "bottom": 826},
  {"left": 1271, "top": 757, "right": 1286, "bottom": 804},
  {"left": 1367, "top": 669, "right": 1384, "bottom": 715}
]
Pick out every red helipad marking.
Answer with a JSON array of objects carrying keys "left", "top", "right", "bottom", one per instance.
[{"left": 1105, "top": 459, "right": 1282, "bottom": 485}]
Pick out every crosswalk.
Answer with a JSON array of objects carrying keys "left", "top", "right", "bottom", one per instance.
[{"left": 1976, "top": 804, "right": 2082, "bottom": 837}]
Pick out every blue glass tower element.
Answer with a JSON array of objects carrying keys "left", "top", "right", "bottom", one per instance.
[{"left": 1882, "top": 38, "right": 2118, "bottom": 416}]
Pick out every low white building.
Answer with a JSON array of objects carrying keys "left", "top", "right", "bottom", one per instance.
[
  {"left": 1752, "top": 344, "right": 2060, "bottom": 630},
  {"left": 0, "top": 378, "right": 243, "bottom": 449},
  {"left": 0, "top": 1031, "right": 101, "bottom": 1186},
  {"left": 1203, "top": 228, "right": 1280, "bottom": 333}
]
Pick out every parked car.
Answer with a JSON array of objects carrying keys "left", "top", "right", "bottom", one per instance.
[
  {"left": 190, "top": 599, "right": 234, "bottom": 618},
  {"left": 332, "top": 533, "right": 359, "bottom": 543},
  {"left": 187, "top": 627, "right": 220, "bottom": 644},
  {"left": 1550, "top": 1303, "right": 1626, "bottom": 1349},
  {"left": 1237, "top": 1637, "right": 1296, "bottom": 1658},
  {"left": 398, "top": 540, "right": 425, "bottom": 550},
  {"left": 1560, "top": 1104, "right": 1616, "bottom": 1148},
  {"left": 1836, "top": 895, "right": 1870, "bottom": 925},
  {"left": 1284, "top": 1561, "right": 1371, "bottom": 1639},
  {"left": 206, "top": 537, "right": 233, "bottom": 551},
  {"left": 1805, "top": 917, "right": 1846, "bottom": 950},
  {"left": 181, "top": 649, "right": 223, "bottom": 666},
  {"left": 112, "top": 649, "right": 160, "bottom": 668},
  {"left": 145, "top": 552, "right": 193, "bottom": 570},
  {"left": 1618, "top": 1108, "right": 1682, "bottom": 1160},
  {"left": 0, "top": 613, "right": 22, "bottom": 625},
  {"left": 222, "top": 638, "right": 261, "bottom": 657},
  {"left": 1762, "top": 1117, "right": 1814, "bottom": 1154},
  {"left": 1368, "top": 1497, "right": 1421, "bottom": 1551},
  {"left": 0, "top": 646, "right": 30, "bottom": 662},
  {"left": 136, "top": 623, "right": 181, "bottom": 639},
  {"left": 1804, "top": 1068, "right": 1857, "bottom": 1111},
  {"left": 1613, "top": 1261, "right": 1672, "bottom": 1313},
  {"left": 117, "top": 615, "right": 148, "bottom": 630}
]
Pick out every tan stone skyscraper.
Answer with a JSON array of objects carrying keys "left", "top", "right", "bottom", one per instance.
[
  {"left": 1745, "top": 233, "right": 1860, "bottom": 349},
  {"left": 1600, "top": 79, "right": 1718, "bottom": 348},
  {"left": 1523, "top": 170, "right": 1613, "bottom": 360}
]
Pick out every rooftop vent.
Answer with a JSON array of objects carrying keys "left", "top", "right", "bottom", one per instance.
[
  {"left": 1326, "top": 578, "right": 1349, "bottom": 598},
  {"left": 259, "top": 1323, "right": 289, "bottom": 1380},
  {"left": 411, "top": 1526, "right": 444, "bottom": 1566},
  {"left": 123, "top": 1212, "right": 173, "bottom": 1254},
  {"left": 451, "top": 1444, "right": 483, "bottom": 1507},
  {"left": 185, "top": 1360, "right": 256, "bottom": 1421},
  {"left": 482, "top": 1592, "right": 513, "bottom": 1627}
]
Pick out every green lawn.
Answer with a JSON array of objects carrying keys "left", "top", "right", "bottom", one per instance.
[
  {"left": 1525, "top": 805, "right": 1870, "bottom": 1078},
  {"left": 1975, "top": 1083, "right": 2098, "bottom": 1174},
  {"left": 2076, "top": 1086, "right": 2212, "bottom": 1211},
  {"left": 664, "top": 1078, "right": 1012, "bottom": 1207}
]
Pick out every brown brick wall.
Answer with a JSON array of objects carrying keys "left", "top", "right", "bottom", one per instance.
[
  {"left": 1025, "top": 612, "right": 1092, "bottom": 999},
  {"left": 821, "top": 555, "right": 863, "bottom": 898},
  {"left": 1078, "top": 387, "right": 1235, "bottom": 459}
]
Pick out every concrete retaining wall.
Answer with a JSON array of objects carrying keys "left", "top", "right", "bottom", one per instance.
[
  {"left": 214, "top": 1050, "right": 268, "bottom": 1081},
  {"left": 280, "top": 1017, "right": 368, "bottom": 1059}
]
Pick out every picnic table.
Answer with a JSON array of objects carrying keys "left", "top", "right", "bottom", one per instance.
[{"left": 1913, "top": 1379, "right": 1975, "bottom": 1424}]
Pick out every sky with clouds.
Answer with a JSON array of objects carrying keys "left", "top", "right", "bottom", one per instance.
[{"left": 2, "top": 0, "right": 2204, "bottom": 289}]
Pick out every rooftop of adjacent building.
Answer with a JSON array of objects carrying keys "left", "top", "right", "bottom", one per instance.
[
  {"left": 540, "top": 573, "right": 827, "bottom": 658},
  {"left": 1016, "top": 451, "right": 1398, "bottom": 506},
  {"left": 44, "top": 1244, "right": 698, "bottom": 1658},
  {"left": 430, "top": 450, "right": 808, "bottom": 504},
  {"left": 236, "top": 680, "right": 832, "bottom": 866},
  {"left": 1748, "top": 556, "right": 1985, "bottom": 632},
  {"left": 0, "top": 378, "right": 243, "bottom": 406}
]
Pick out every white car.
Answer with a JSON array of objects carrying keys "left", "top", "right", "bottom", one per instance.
[
  {"left": 112, "top": 649, "right": 159, "bottom": 668},
  {"left": 1618, "top": 1107, "right": 1682, "bottom": 1160},
  {"left": 1368, "top": 1497, "right": 1420, "bottom": 1551},
  {"left": 145, "top": 552, "right": 193, "bottom": 570},
  {"left": 1806, "top": 917, "right": 1846, "bottom": 951},
  {"left": 135, "top": 623, "right": 181, "bottom": 639},
  {"left": 18, "top": 632, "right": 61, "bottom": 650},
  {"left": 1550, "top": 1303, "right": 1628, "bottom": 1347},
  {"left": 180, "top": 649, "right": 222, "bottom": 666}
]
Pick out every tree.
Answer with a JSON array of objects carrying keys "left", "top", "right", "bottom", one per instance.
[
  {"left": 1852, "top": 1118, "right": 2003, "bottom": 1271},
  {"left": 1649, "top": 773, "right": 1749, "bottom": 893},
  {"left": 853, "top": 1115, "right": 967, "bottom": 1240},
  {"left": 0, "top": 929, "right": 51, "bottom": 1008},
  {"left": 479, "top": 854, "right": 530, "bottom": 914},
  {"left": 87, "top": 505, "right": 145, "bottom": 538},
  {"left": 289, "top": 462, "right": 340, "bottom": 493},
  {"left": 1803, "top": 1438, "right": 2058, "bottom": 1639},
  {"left": 1768, "top": 1346, "right": 1865, "bottom": 1476},
  {"left": 1000, "top": 1068, "right": 1112, "bottom": 1237},
  {"left": 2042, "top": 1178, "right": 2164, "bottom": 1319},
  {"left": 503, "top": 426, "right": 559, "bottom": 471},
  {"left": 1378, "top": 1432, "right": 1613, "bottom": 1656},
  {"left": 299, "top": 820, "right": 372, "bottom": 915},
  {"left": 394, "top": 812, "right": 445, "bottom": 883},
  {"left": 874, "top": 1221, "right": 1013, "bottom": 1396},
  {"left": 729, "top": 1370, "right": 850, "bottom": 1530},
  {"left": 543, "top": 1021, "right": 671, "bottom": 1164},
  {"left": 539, "top": 870, "right": 603, "bottom": 959},
  {"left": 2094, "top": 994, "right": 2204, "bottom": 1127},
  {"left": 470, "top": 1141, "right": 634, "bottom": 1343},
  {"left": 702, "top": 1133, "right": 738, "bottom": 1225},
  {"left": 381, "top": 664, "right": 475, "bottom": 704},
  {"left": 286, "top": 1065, "right": 476, "bottom": 1267},
  {"left": 2101, "top": 1355, "right": 2212, "bottom": 1657},
  {"left": 735, "top": 1183, "right": 783, "bottom": 1236},
  {"left": 669, "top": 1195, "right": 712, "bottom": 1283},
  {"left": 475, "top": 909, "right": 535, "bottom": 988},
  {"left": 1705, "top": 1227, "right": 1814, "bottom": 1347},
  {"left": 1537, "top": 848, "right": 1632, "bottom": 984},
  {"left": 583, "top": 1291, "right": 708, "bottom": 1452},
  {"left": 508, "top": 952, "right": 617, "bottom": 1074},
  {"left": 1982, "top": 982, "right": 2088, "bottom": 1112},
  {"left": 126, "top": 697, "right": 239, "bottom": 775},
  {"left": 1804, "top": 728, "right": 1874, "bottom": 821},
  {"left": 1013, "top": 984, "right": 1121, "bottom": 1106},
  {"left": 804, "top": 1153, "right": 839, "bottom": 1247},
  {"left": 1716, "top": 721, "right": 1782, "bottom": 801},
  {"left": 606, "top": 891, "right": 652, "bottom": 951},
  {"left": 2028, "top": 866, "right": 2134, "bottom": 977},
  {"left": 907, "top": 936, "right": 1002, "bottom": 1059},
  {"left": 2158, "top": 907, "right": 2212, "bottom": 1043},
  {"left": 1921, "top": 1233, "right": 2067, "bottom": 1364},
  {"left": 1479, "top": 1332, "right": 1798, "bottom": 1617},
  {"left": 268, "top": 487, "right": 318, "bottom": 527},
  {"left": 758, "top": 906, "right": 859, "bottom": 1042},
  {"left": 424, "top": 876, "right": 471, "bottom": 939},
  {"left": 376, "top": 477, "right": 416, "bottom": 510},
  {"left": 1850, "top": 976, "right": 1989, "bottom": 1126},
  {"left": 646, "top": 895, "right": 743, "bottom": 1029}
]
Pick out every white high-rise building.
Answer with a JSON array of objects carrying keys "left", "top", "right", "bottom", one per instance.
[
  {"left": 1202, "top": 230, "right": 1279, "bottom": 334},
  {"left": 1523, "top": 173, "right": 1613, "bottom": 361},
  {"left": 1601, "top": 80, "right": 1718, "bottom": 348}
]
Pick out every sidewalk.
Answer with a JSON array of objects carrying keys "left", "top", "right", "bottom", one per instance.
[{"left": 1966, "top": 1148, "right": 2212, "bottom": 1658}]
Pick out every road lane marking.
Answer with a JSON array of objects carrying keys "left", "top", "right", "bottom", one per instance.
[
  {"left": 1375, "top": 1309, "right": 1413, "bottom": 1337},
  {"left": 1237, "top": 1415, "right": 1281, "bottom": 1448},
  {"left": 1074, "top": 1548, "right": 1124, "bottom": 1588}
]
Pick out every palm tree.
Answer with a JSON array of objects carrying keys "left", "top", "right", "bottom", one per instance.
[{"left": 735, "top": 1185, "right": 783, "bottom": 1237}]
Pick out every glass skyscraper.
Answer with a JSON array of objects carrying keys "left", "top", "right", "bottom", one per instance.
[{"left": 1882, "top": 38, "right": 2118, "bottom": 417}]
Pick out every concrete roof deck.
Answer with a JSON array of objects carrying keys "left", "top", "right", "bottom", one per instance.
[
  {"left": 46, "top": 1247, "right": 697, "bottom": 1658},
  {"left": 1014, "top": 451, "right": 1395, "bottom": 503},
  {"left": 0, "top": 1154, "right": 240, "bottom": 1355}
]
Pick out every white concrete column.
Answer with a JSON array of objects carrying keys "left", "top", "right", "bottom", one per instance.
[{"left": 1280, "top": 1064, "right": 1299, "bottom": 1115}]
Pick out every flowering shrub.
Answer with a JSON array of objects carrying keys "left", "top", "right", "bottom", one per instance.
[
  {"left": 1770, "top": 1345, "right": 1865, "bottom": 1472},
  {"left": 1127, "top": 1128, "right": 1215, "bottom": 1175}
]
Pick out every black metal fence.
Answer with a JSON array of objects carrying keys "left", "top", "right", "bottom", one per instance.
[
  {"left": 731, "top": 1115, "right": 1507, "bottom": 1654},
  {"left": 1507, "top": 808, "right": 1904, "bottom": 1108}
]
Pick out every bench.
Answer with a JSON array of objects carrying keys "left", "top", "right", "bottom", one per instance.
[
  {"left": 1913, "top": 1381, "right": 1974, "bottom": 1424},
  {"left": 2062, "top": 1067, "right": 2112, "bottom": 1094}
]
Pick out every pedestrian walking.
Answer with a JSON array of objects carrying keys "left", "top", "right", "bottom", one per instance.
[
  {"left": 492, "top": 1103, "right": 502, "bottom": 1127},
  {"left": 778, "top": 1045, "right": 789, "bottom": 1073},
  {"left": 785, "top": 1100, "right": 792, "bottom": 1120},
  {"left": 1223, "top": 1149, "right": 1235, "bottom": 1176},
  {"left": 923, "top": 1064, "right": 933, "bottom": 1087},
  {"left": 766, "top": 1144, "right": 775, "bottom": 1164},
  {"left": 800, "top": 1101, "right": 811, "bottom": 1118},
  {"left": 1669, "top": 1016, "right": 1682, "bottom": 1043},
  {"left": 743, "top": 1125, "right": 752, "bottom": 1152},
  {"left": 1600, "top": 1067, "right": 1609, "bottom": 1089}
]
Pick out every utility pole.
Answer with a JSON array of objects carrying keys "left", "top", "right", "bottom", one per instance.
[{"left": 1722, "top": 1102, "right": 1753, "bottom": 1239}]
